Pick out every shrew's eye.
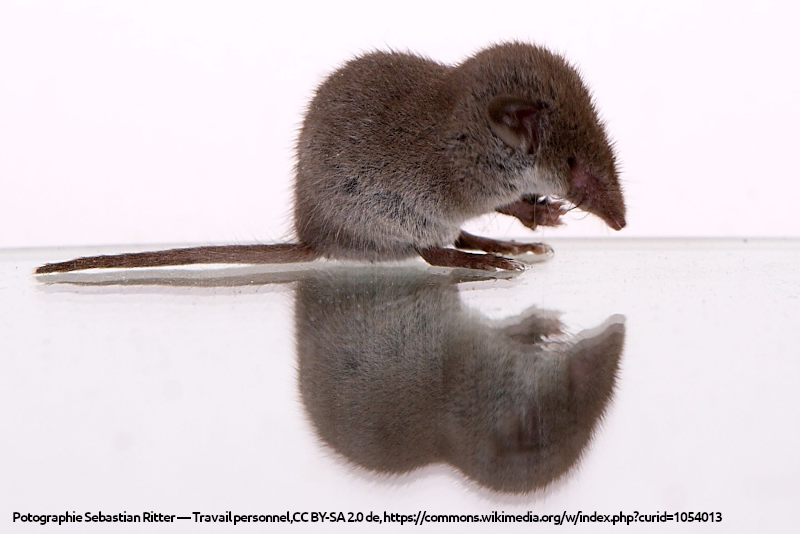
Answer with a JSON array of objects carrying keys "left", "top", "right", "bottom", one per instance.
[{"left": 567, "top": 156, "right": 577, "bottom": 168}]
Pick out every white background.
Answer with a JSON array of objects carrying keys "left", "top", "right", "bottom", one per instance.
[{"left": 2, "top": 0, "right": 799, "bottom": 249}]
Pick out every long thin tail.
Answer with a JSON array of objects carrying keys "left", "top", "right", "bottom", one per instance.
[{"left": 35, "top": 243, "right": 321, "bottom": 274}]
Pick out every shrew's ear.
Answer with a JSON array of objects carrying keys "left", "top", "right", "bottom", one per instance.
[{"left": 487, "top": 96, "right": 548, "bottom": 155}]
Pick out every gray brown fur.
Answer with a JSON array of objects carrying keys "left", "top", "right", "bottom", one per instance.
[
  {"left": 295, "top": 41, "right": 624, "bottom": 259},
  {"left": 36, "top": 42, "right": 624, "bottom": 274}
]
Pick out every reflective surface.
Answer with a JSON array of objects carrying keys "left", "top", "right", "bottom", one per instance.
[
  {"left": 2, "top": 239, "right": 799, "bottom": 532},
  {"left": 294, "top": 270, "right": 624, "bottom": 493}
]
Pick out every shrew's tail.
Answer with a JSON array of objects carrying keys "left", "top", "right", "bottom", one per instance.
[{"left": 35, "top": 244, "right": 320, "bottom": 274}]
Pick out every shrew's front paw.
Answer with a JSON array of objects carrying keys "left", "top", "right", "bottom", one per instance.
[{"left": 497, "top": 196, "right": 567, "bottom": 229}]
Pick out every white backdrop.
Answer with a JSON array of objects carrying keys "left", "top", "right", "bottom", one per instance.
[{"left": 2, "top": 0, "right": 798, "bottom": 248}]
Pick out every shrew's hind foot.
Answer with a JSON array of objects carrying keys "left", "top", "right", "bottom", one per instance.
[
  {"left": 454, "top": 231, "right": 553, "bottom": 256},
  {"left": 418, "top": 247, "right": 525, "bottom": 272}
]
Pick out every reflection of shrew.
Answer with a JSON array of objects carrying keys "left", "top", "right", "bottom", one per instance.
[{"left": 295, "top": 270, "right": 625, "bottom": 494}]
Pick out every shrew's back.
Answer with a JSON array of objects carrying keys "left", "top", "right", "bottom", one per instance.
[{"left": 294, "top": 52, "right": 459, "bottom": 260}]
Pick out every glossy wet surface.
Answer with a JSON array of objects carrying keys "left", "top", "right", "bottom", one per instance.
[{"left": 1, "top": 239, "right": 798, "bottom": 532}]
